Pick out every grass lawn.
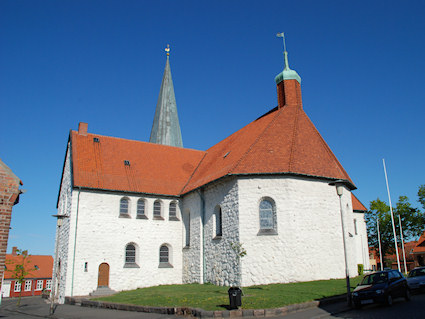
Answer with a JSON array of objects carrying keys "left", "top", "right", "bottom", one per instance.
[{"left": 95, "top": 276, "right": 363, "bottom": 311}]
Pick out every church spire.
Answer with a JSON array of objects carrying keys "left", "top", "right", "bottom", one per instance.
[{"left": 149, "top": 45, "right": 183, "bottom": 148}]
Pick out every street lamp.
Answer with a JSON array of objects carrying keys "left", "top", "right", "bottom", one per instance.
[
  {"left": 329, "top": 180, "right": 351, "bottom": 306},
  {"left": 50, "top": 214, "right": 68, "bottom": 315}
]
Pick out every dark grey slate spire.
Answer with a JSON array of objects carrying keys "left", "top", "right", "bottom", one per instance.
[{"left": 149, "top": 48, "right": 183, "bottom": 148}]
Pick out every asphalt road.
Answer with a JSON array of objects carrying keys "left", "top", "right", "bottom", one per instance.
[{"left": 0, "top": 293, "right": 424, "bottom": 319}]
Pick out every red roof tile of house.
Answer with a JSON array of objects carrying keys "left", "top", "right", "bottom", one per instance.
[
  {"left": 352, "top": 194, "right": 367, "bottom": 212},
  {"left": 70, "top": 104, "right": 355, "bottom": 196},
  {"left": 413, "top": 231, "right": 425, "bottom": 254},
  {"left": 71, "top": 131, "right": 206, "bottom": 196},
  {"left": 5, "top": 254, "right": 53, "bottom": 279},
  {"left": 181, "top": 106, "right": 354, "bottom": 193}
]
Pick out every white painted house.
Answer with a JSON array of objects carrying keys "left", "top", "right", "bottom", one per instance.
[{"left": 54, "top": 45, "right": 370, "bottom": 302}]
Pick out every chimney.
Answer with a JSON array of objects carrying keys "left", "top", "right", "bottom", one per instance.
[
  {"left": 78, "top": 122, "right": 88, "bottom": 136},
  {"left": 12, "top": 246, "right": 18, "bottom": 256}
]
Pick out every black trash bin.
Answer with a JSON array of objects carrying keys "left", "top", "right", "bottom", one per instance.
[{"left": 228, "top": 287, "right": 242, "bottom": 309}]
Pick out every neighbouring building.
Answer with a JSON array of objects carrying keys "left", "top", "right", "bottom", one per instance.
[
  {"left": 412, "top": 231, "right": 425, "bottom": 268},
  {"left": 1, "top": 247, "right": 53, "bottom": 298},
  {"left": 0, "top": 159, "right": 23, "bottom": 294},
  {"left": 54, "top": 41, "right": 370, "bottom": 302}
]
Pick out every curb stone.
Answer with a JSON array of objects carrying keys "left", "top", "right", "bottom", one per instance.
[{"left": 65, "top": 295, "right": 349, "bottom": 318}]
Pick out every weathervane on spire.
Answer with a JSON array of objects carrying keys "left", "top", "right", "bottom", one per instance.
[
  {"left": 165, "top": 44, "right": 170, "bottom": 56},
  {"left": 276, "top": 32, "right": 287, "bottom": 52},
  {"left": 277, "top": 32, "right": 291, "bottom": 71}
]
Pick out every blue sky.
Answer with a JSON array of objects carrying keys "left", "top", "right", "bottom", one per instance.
[{"left": 1, "top": 0, "right": 424, "bottom": 255}]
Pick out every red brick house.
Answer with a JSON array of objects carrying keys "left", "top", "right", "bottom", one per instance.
[
  {"left": 1, "top": 247, "right": 53, "bottom": 298},
  {"left": 0, "top": 159, "right": 23, "bottom": 293}
]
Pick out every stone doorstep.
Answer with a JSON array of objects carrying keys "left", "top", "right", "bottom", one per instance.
[{"left": 65, "top": 296, "right": 332, "bottom": 318}]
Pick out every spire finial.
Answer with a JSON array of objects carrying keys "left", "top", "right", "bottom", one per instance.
[
  {"left": 277, "top": 32, "right": 290, "bottom": 70},
  {"left": 165, "top": 44, "right": 170, "bottom": 57},
  {"left": 274, "top": 32, "right": 301, "bottom": 84}
]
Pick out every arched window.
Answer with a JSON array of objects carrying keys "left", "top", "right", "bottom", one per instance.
[
  {"left": 214, "top": 206, "right": 222, "bottom": 237},
  {"left": 137, "top": 199, "right": 147, "bottom": 219},
  {"left": 159, "top": 244, "right": 173, "bottom": 268},
  {"left": 124, "top": 243, "right": 139, "bottom": 268},
  {"left": 258, "top": 198, "right": 277, "bottom": 235},
  {"left": 119, "top": 197, "right": 130, "bottom": 217},
  {"left": 169, "top": 201, "right": 179, "bottom": 221},
  {"left": 153, "top": 200, "right": 163, "bottom": 219}
]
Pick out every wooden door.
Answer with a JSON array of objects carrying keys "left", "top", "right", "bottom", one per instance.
[{"left": 97, "top": 263, "right": 109, "bottom": 287}]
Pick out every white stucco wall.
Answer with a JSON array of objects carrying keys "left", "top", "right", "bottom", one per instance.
[
  {"left": 55, "top": 143, "right": 73, "bottom": 302},
  {"left": 238, "top": 176, "right": 359, "bottom": 286},
  {"left": 63, "top": 191, "right": 183, "bottom": 297},
  {"left": 352, "top": 212, "right": 371, "bottom": 271},
  {"left": 202, "top": 179, "right": 240, "bottom": 287},
  {"left": 181, "top": 191, "right": 202, "bottom": 284}
]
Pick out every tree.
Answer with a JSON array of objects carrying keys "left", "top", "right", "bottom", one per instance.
[
  {"left": 366, "top": 185, "right": 425, "bottom": 268},
  {"left": 6, "top": 248, "right": 35, "bottom": 306},
  {"left": 418, "top": 184, "right": 425, "bottom": 210}
]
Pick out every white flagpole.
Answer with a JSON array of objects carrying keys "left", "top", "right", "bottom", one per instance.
[
  {"left": 383, "top": 158, "right": 401, "bottom": 272},
  {"left": 377, "top": 218, "right": 384, "bottom": 271},
  {"left": 399, "top": 215, "right": 408, "bottom": 273}
]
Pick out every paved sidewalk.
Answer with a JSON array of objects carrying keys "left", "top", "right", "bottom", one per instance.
[{"left": 0, "top": 296, "right": 351, "bottom": 319}]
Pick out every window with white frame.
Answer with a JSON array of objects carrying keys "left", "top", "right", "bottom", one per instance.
[
  {"left": 124, "top": 243, "right": 139, "bottom": 268},
  {"left": 258, "top": 198, "right": 277, "bottom": 234},
  {"left": 137, "top": 199, "right": 147, "bottom": 219},
  {"left": 153, "top": 200, "right": 163, "bottom": 219},
  {"left": 24, "top": 280, "right": 32, "bottom": 291},
  {"left": 14, "top": 281, "right": 21, "bottom": 292},
  {"left": 169, "top": 202, "right": 179, "bottom": 220},
  {"left": 36, "top": 280, "right": 43, "bottom": 291},
  {"left": 45, "top": 280, "right": 52, "bottom": 290},
  {"left": 119, "top": 197, "right": 130, "bottom": 217},
  {"left": 159, "top": 244, "right": 173, "bottom": 268}
]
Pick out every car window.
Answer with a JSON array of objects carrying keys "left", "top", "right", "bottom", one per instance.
[{"left": 361, "top": 272, "right": 388, "bottom": 285}]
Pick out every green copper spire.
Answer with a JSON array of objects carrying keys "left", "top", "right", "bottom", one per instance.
[
  {"left": 275, "top": 33, "right": 301, "bottom": 84},
  {"left": 150, "top": 45, "right": 183, "bottom": 148}
]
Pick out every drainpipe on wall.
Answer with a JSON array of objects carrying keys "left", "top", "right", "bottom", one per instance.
[
  {"left": 70, "top": 187, "right": 81, "bottom": 297},
  {"left": 197, "top": 188, "right": 206, "bottom": 284}
]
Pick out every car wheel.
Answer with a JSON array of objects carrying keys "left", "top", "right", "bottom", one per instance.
[
  {"left": 354, "top": 301, "right": 362, "bottom": 309},
  {"left": 405, "top": 289, "right": 411, "bottom": 301},
  {"left": 386, "top": 294, "right": 393, "bottom": 306}
]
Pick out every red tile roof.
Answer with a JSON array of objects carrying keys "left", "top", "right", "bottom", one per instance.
[
  {"left": 352, "top": 194, "right": 367, "bottom": 212},
  {"left": 182, "top": 106, "right": 354, "bottom": 193},
  {"left": 413, "top": 231, "right": 425, "bottom": 254},
  {"left": 71, "top": 131, "right": 206, "bottom": 196},
  {"left": 5, "top": 254, "right": 53, "bottom": 279},
  {"left": 70, "top": 105, "right": 354, "bottom": 196}
]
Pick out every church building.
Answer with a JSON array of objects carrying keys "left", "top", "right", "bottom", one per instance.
[{"left": 54, "top": 40, "right": 370, "bottom": 302}]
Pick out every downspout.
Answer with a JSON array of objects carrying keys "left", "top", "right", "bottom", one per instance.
[
  {"left": 197, "top": 188, "right": 206, "bottom": 284},
  {"left": 70, "top": 187, "right": 81, "bottom": 296}
]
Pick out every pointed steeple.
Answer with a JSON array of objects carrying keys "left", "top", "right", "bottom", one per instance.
[
  {"left": 275, "top": 33, "right": 302, "bottom": 109},
  {"left": 150, "top": 45, "right": 183, "bottom": 147}
]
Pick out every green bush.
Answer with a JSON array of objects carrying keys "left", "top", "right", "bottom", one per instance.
[{"left": 358, "top": 264, "right": 364, "bottom": 276}]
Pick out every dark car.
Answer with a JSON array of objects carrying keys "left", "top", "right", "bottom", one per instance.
[
  {"left": 407, "top": 267, "right": 425, "bottom": 293},
  {"left": 352, "top": 270, "right": 410, "bottom": 308}
]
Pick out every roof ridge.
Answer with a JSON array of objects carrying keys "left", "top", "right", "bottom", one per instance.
[
  {"left": 288, "top": 106, "right": 301, "bottom": 172},
  {"left": 179, "top": 152, "right": 208, "bottom": 194},
  {"left": 230, "top": 109, "right": 282, "bottom": 173}
]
